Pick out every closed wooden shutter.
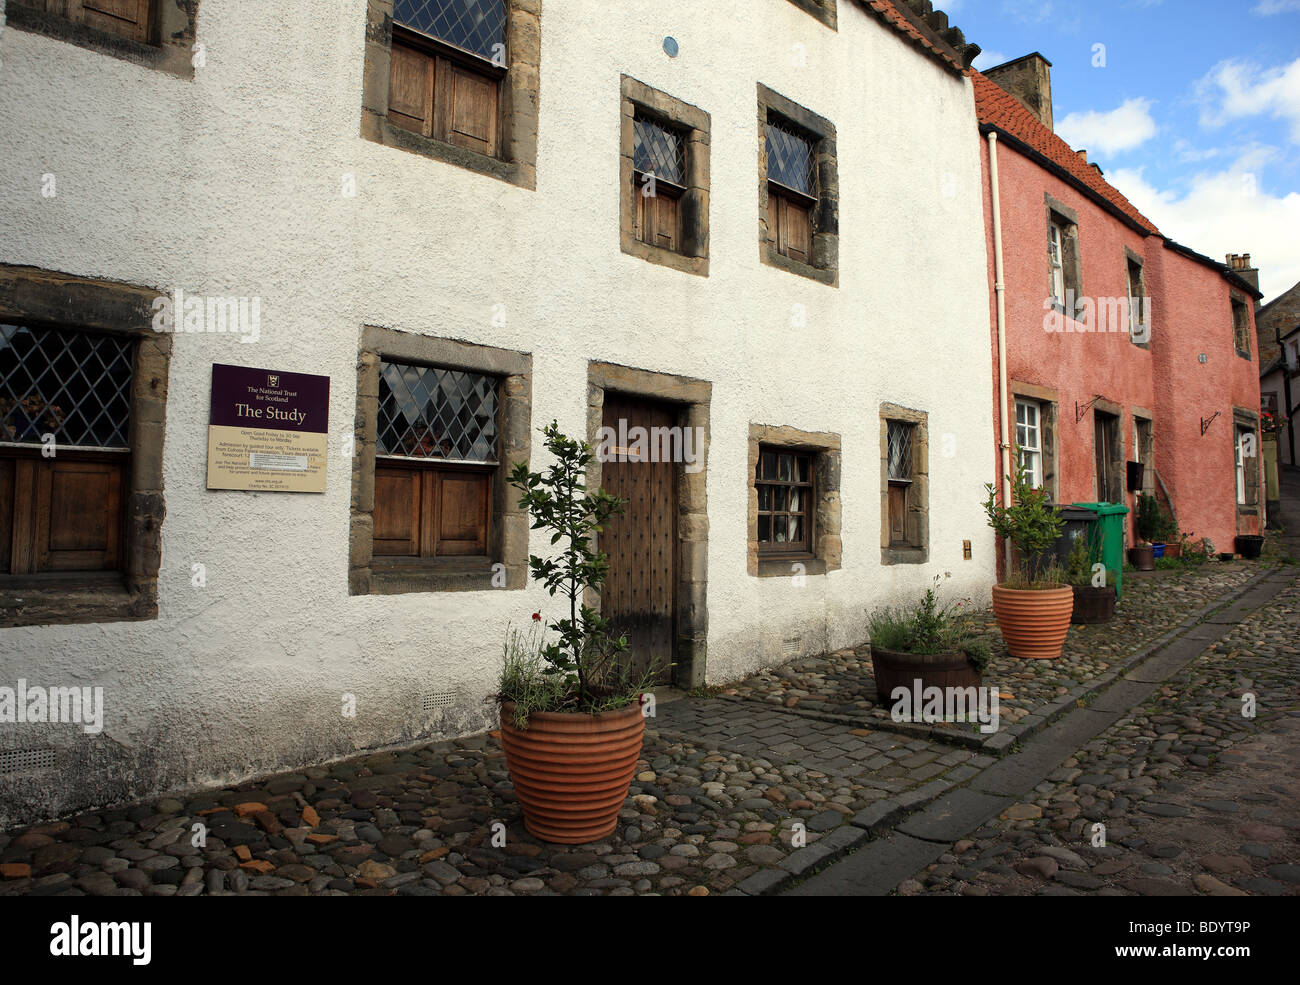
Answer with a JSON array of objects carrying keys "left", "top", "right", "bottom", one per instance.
[
  {"left": 373, "top": 466, "right": 422, "bottom": 556},
  {"left": 388, "top": 29, "right": 501, "bottom": 155},
  {"left": 81, "top": 0, "right": 151, "bottom": 42},
  {"left": 433, "top": 471, "right": 488, "bottom": 556},
  {"left": 388, "top": 44, "right": 436, "bottom": 137},
  {"left": 0, "top": 454, "right": 125, "bottom": 575},
  {"left": 634, "top": 182, "right": 681, "bottom": 253},
  {"left": 771, "top": 192, "right": 812, "bottom": 264},
  {"left": 888, "top": 484, "right": 907, "bottom": 545},
  {"left": 373, "top": 463, "right": 489, "bottom": 559},
  {"left": 445, "top": 62, "right": 499, "bottom": 156}
]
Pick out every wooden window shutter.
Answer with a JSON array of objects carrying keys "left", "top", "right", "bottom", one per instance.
[
  {"left": 81, "top": 0, "right": 152, "bottom": 42},
  {"left": 777, "top": 196, "right": 812, "bottom": 264},
  {"left": 373, "top": 466, "right": 422, "bottom": 556},
  {"left": 433, "top": 471, "right": 489, "bottom": 556},
  {"left": 388, "top": 44, "right": 436, "bottom": 137},
  {"left": 0, "top": 458, "right": 17, "bottom": 573},
  {"left": 888, "top": 484, "right": 907, "bottom": 545},
  {"left": 444, "top": 62, "right": 499, "bottom": 156},
  {"left": 35, "top": 459, "right": 124, "bottom": 571}
]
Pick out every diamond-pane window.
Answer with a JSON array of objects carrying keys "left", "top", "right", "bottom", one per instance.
[
  {"left": 887, "top": 420, "right": 914, "bottom": 481},
  {"left": 766, "top": 116, "right": 816, "bottom": 197},
  {"left": 394, "top": 0, "right": 507, "bottom": 61},
  {"left": 0, "top": 324, "right": 133, "bottom": 449},
  {"left": 633, "top": 113, "right": 686, "bottom": 187},
  {"left": 377, "top": 362, "right": 499, "bottom": 462}
]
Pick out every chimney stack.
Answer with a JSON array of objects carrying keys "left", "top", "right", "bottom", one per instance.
[
  {"left": 1226, "top": 253, "right": 1260, "bottom": 294},
  {"left": 983, "top": 53, "right": 1054, "bottom": 131}
]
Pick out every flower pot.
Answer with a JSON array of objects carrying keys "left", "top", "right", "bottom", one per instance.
[
  {"left": 1152, "top": 542, "right": 1165, "bottom": 559},
  {"left": 499, "top": 700, "right": 644, "bottom": 844},
  {"left": 991, "top": 583, "right": 1073, "bottom": 660},
  {"left": 869, "top": 645, "right": 982, "bottom": 710},
  {"left": 1128, "top": 545, "right": 1155, "bottom": 570},
  {"left": 1234, "top": 535, "right": 1264, "bottom": 560},
  {"left": 1164, "top": 543, "right": 1182, "bottom": 560},
  {"left": 1070, "top": 584, "right": 1116, "bottom": 624}
]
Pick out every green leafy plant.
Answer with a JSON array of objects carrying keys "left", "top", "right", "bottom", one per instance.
[
  {"left": 497, "top": 421, "right": 656, "bottom": 725},
  {"left": 1064, "top": 534, "right": 1092, "bottom": 587},
  {"left": 1135, "top": 492, "right": 1162, "bottom": 544},
  {"left": 983, "top": 462, "right": 1065, "bottom": 588},
  {"left": 866, "top": 574, "right": 992, "bottom": 671}
]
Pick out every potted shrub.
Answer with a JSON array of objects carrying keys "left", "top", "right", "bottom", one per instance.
[
  {"left": 1065, "top": 532, "right": 1115, "bottom": 624},
  {"left": 496, "top": 422, "right": 654, "bottom": 844},
  {"left": 984, "top": 463, "right": 1071, "bottom": 660},
  {"left": 1162, "top": 515, "right": 1183, "bottom": 559},
  {"left": 1129, "top": 494, "right": 1158, "bottom": 571},
  {"left": 868, "top": 575, "right": 991, "bottom": 711}
]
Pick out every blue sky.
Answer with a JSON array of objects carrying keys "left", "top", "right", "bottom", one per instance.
[{"left": 946, "top": 0, "right": 1300, "bottom": 301}]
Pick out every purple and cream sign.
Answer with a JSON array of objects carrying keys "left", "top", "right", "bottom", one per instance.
[{"left": 206, "top": 363, "right": 330, "bottom": 492}]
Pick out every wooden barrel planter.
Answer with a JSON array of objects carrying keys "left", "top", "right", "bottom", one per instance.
[
  {"left": 499, "top": 701, "right": 644, "bottom": 844},
  {"left": 1235, "top": 535, "right": 1264, "bottom": 560},
  {"left": 1070, "top": 585, "right": 1116, "bottom": 624},
  {"left": 870, "top": 645, "right": 982, "bottom": 712},
  {"left": 1128, "top": 545, "right": 1155, "bottom": 571}
]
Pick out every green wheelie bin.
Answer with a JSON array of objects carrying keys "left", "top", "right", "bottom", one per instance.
[{"left": 1072, "top": 501, "right": 1130, "bottom": 600}]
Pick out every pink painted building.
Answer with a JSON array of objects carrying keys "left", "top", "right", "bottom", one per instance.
[{"left": 975, "top": 55, "right": 1264, "bottom": 563}]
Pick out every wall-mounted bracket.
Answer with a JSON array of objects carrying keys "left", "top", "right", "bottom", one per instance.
[
  {"left": 1200, "top": 411, "right": 1221, "bottom": 436},
  {"left": 1075, "top": 395, "right": 1102, "bottom": 423}
]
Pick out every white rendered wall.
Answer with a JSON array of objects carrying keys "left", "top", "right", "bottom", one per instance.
[{"left": 0, "top": 0, "right": 995, "bottom": 823}]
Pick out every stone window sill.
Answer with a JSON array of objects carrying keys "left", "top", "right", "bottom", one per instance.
[
  {"left": 5, "top": 3, "right": 196, "bottom": 79},
  {"left": 756, "top": 556, "right": 827, "bottom": 578},
  {"left": 881, "top": 546, "right": 928, "bottom": 566},
  {"left": 367, "top": 560, "right": 521, "bottom": 595},
  {"left": 0, "top": 574, "right": 156, "bottom": 628},
  {"left": 762, "top": 243, "right": 837, "bottom": 287}
]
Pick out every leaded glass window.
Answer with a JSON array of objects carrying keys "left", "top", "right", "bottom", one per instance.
[
  {"left": 394, "top": 0, "right": 507, "bottom": 61},
  {"left": 756, "top": 448, "right": 813, "bottom": 554},
  {"left": 887, "top": 420, "right": 914, "bottom": 482},
  {"left": 765, "top": 116, "right": 816, "bottom": 197},
  {"left": 633, "top": 113, "right": 686, "bottom": 187},
  {"left": 0, "top": 324, "right": 133, "bottom": 449},
  {"left": 377, "top": 362, "right": 499, "bottom": 463}
]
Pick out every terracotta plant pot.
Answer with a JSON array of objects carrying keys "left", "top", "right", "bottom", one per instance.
[
  {"left": 1129, "top": 545, "right": 1155, "bottom": 570},
  {"left": 991, "top": 583, "right": 1073, "bottom": 660},
  {"left": 499, "top": 700, "right": 644, "bottom": 844},
  {"left": 1070, "top": 584, "right": 1116, "bottom": 624},
  {"left": 869, "top": 645, "right": 982, "bottom": 711},
  {"left": 1164, "top": 543, "right": 1182, "bottom": 560}
]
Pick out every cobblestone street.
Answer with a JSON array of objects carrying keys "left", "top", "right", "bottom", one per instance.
[{"left": 0, "top": 559, "right": 1294, "bottom": 897}]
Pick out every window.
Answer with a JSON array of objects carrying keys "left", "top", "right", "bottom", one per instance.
[
  {"left": 0, "top": 263, "right": 171, "bottom": 628},
  {"left": 1015, "top": 399, "right": 1042, "bottom": 488},
  {"left": 360, "top": 0, "right": 541, "bottom": 189},
  {"left": 880, "top": 404, "right": 928, "bottom": 563},
  {"left": 1, "top": 324, "right": 131, "bottom": 576},
  {"left": 765, "top": 115, "right": 816, "bottom": 266},
  {"left": 350, "top": 329, "right": 530, "bottom": 595},
  {"left": 756, "top": 448, "right": 813, "bottom": 556},
  {"left": 373, "top": 362, "right": 496, "bottom": 560},
  {"left": 620, "top": 77, "right": 711, "bottom": 275},
  {"left": 758, "top": 84, "right": 839, "bottom": 286},
  {"left": 1134, "top": 416, "right": 1154, "bottom": 496},
  {"left": 1126, "top": 256, "right": 1147, "bottom": 343},
  {"left": 6, "top": 0, "right": 199, "bottom": 76},
  {"left": 1045, "top": 195, "right": 1083, "bottom": 322},
  {"left": 1094, "top": 409, "right": 1121, "bottom": 503},
  {"left": 1231, "top": 297, "right": 1252, "bottom": 358}
]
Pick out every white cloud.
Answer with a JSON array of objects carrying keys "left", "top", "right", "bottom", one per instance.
[
  {"left": 1056, "top": 98, "right": 1158, "bottom": 155},
  {"left": 972, "top": 49, "right": 1009, "bottom": 72},
  {"left": 1109, "top": 157, "right": 1300, "bottom": 301},
  {"left": 1197, "top": 57, "right": 1300, "bottom": 144},
  {"left": 1252, "top": 0, "right": 1300, "bottom": 14}
]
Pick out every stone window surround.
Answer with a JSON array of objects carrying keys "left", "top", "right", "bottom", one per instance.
[
  {"left": 359, "top": 0, "right": 541, "bottom": 190},
  {"left": 879, "top": 402, "right": 928, "bottom": 565},
  {"left": 785, "top": 0, "right": 837, "bottom": 29},
  {"left": 349, "top": 327, "right": 532, "bottom": 596},
  {"left": 1233, "top": 406, "right": 1261, "bottom": 519},
  {"left": 1090, "top": 396, "right": 1124, "bottom": 503},
  {"left": 757, "top": 82, "right": 839, "bottom": 287},
  {"left": 1045, "top": 193, "right": 1085, "bottom": 325},
  {"left": 585, "top": 361, "right": 710, "bottom": 690},
  {"left": 1131, "top": 405, "right": 1156, "bottom": 495},
  {"left": 1009, "top": 381, "right": 1059, "bottom": 504},
  {"left": 1229, "top": 291, "right": 1252, "bottom": 360},
  {"left": 0, "top": 264, "right": 170, "bottom": 628},
  {"left": 1124, "top": 246, "right": 1150, "bottom": 350},
  {"left": 747, "top": 424, "right": 841, "bottom": 579},
  {"left": 4, "top": 0, "right": 200, "bottom": 79},
  {"left": 619, "top": 75, "right": 711, "bottom": 277}
]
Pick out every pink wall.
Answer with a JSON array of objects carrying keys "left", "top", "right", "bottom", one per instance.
[{"left": 981, "top": 137, "right": 1262, "bottom": 560}]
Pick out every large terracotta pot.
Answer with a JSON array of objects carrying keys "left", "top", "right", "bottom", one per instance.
[
  {"left": 870, "top": 645, "right": 982, "bottom": 712},
  {"left": 499, "top": 700, "right": 644, "bottom": 844},
  {"left": 991, "top": 583, "right": 1073, "bottom": 660}
]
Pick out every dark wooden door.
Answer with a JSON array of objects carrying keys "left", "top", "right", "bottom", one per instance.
[
  {"left": 600, "top": 394, "right": 677, "bottom": 686},
  {"left": 1094, "top": 411, "right": 1119, "bottom": 503}
]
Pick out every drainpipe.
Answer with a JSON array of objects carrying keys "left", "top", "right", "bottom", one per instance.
[{"left": 987, "top": 130, "right": 1014, "bottom": 576}]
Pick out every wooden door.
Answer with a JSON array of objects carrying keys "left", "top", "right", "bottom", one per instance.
[
  {"left": 1094, "top": 412, "right": 1118, "bottom": 503},
  {"left": 600, "top": 395, "right": 676, "bottom": 686}
]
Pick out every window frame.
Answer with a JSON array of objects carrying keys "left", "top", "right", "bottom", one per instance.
[
  {"left": 1014, "top": 398, "right": 1043, "bottom": 489},
  {"left": 1125, "top": 249, "right": 1148, "bottom": 346},
  {"left": 351, "top": 328, "right": 531, "bottom": 595},
  {"left": 755, "top": 447, "right": 815, "bottom": 559},
  {"left": 360, "top": 0, "right": 541, "bottom": 190},
  {"left": 879, "top": 403, "right": 928, "bottom": 564},
  {"left": 4, "top": 0, "right": 198, "bottom": 78},
  {"left": 747, "top": 423, "right": 840, "bottom": 577},
  {"left": 1233, "top": 410, "right": 1260, "bottom": 511},
  {"left": 757, "top": 83, "right": 839, "bottom": 287},
  {"left": 1230, "top": 295, "right": 1252, "bottom": 359},
  {"left": 619, "top": 76, "right": 711, "bottom": 276},
  {"left": 1044, "top": 194, "right": 1084, "bottom": 324},
  {"left": 0, "top": 264, "right": 170, "bottom": 629}
]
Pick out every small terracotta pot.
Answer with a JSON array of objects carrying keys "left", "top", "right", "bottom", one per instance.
[
  {"left": 991, "top": 583, "right": 1073, "bottom": 660},
  {"left": 499, "top": 700, "right": 644, "bottom": 844},
  {"left": 1164, "top": 543, "right": 1182, "bottom": 560}
]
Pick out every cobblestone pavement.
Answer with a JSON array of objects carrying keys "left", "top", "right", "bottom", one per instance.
[
  {"left": 720, "top": 563, "right": 1258, "bottom": 735},
  {"left": 896, "top": 575, "right": 1300, "bottom": 897}
]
